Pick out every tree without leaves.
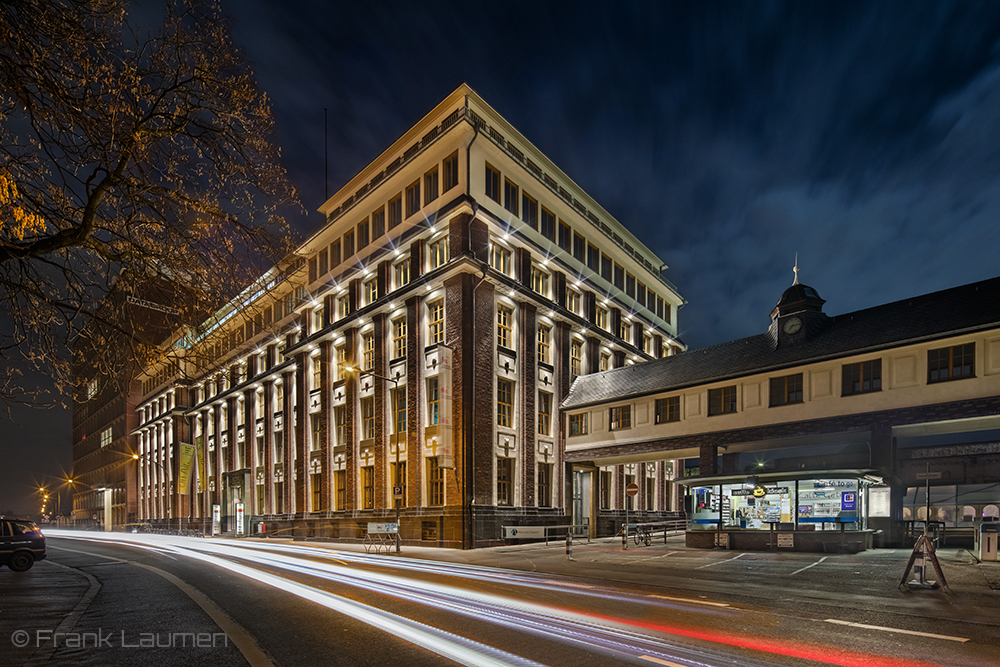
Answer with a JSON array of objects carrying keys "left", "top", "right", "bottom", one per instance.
[{"left": 0, "top": 0, "right": 299, "bottom": 409}]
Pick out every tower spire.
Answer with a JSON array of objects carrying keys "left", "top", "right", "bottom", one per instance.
[{"left": 792, "top": 253, "right": 800, "bottom": 286}]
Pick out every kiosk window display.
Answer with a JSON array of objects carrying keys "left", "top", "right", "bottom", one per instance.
[{"left": 690, "top": 477, "right": 867, "bottom": 530}]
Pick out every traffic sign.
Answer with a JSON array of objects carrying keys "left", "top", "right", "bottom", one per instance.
[
  {"left": 916, "top": 471, "right": 942, "bottom": 480},
  {"left": 393, "top": 486, "right": 403, "bottom": 499},
  {"left": 625, "top": 483, "right": 639, "bottom": 497}
]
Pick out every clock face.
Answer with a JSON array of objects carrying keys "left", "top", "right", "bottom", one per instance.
[{"left": 782, "top": 316, "right": 802, "bottom": 335}]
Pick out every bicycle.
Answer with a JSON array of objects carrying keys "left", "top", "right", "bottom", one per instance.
[{"left": 632, "top": 524, "right": 652, "bottom": 546}]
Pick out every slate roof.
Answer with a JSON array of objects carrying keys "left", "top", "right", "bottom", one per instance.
[{"left": 561, "top": 275, "right": 1000, "bottom": 409}]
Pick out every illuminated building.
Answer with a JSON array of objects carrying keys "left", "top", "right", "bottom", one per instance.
[
  {"left": 563, "top": 272, "right": 1000, "bottom": 549},
  {"left": 132, "top": 85, "right": 684, "bottom": 545}
]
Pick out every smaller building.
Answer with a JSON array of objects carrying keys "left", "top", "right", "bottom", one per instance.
[{"left": 562, "top": 272, "right": 1000, "bottom": 551}]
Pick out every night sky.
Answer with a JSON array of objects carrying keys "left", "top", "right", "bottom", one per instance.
[{"left": 4, "top": 1, "right": 1000, "bottom": 516}]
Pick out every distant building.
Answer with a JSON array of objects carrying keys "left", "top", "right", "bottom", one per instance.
[
  {"left": 131, "top": 85, "right": 685, "bottom": 546},
  {"left": 562, "top": 271, "right": 1000, "bottom": 548}
]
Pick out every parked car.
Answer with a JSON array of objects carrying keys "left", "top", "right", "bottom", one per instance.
[{"left": 0, "top": 518, "right": 46, "bottom": 572}]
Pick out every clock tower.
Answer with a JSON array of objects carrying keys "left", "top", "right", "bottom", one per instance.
[{"left": 769, "top": 261, "right": 828, "bottom": 347}]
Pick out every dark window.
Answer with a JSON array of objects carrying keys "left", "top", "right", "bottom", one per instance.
[
  {"left": 842, "top": 359, "right": 882, "bottom": 396},
  {"left": 655, "top": 396, "right": 680, "bottom": 424},
  {"left": 540, "top": 207, "right": 555, "bottom": 241},
  {"left": 443, "top": 151, "right": 459, "bottom": 191},
  {"left": 318, "top": 249, "right": 328, "bottom": 276},
  {"left": 601, "top": 254, "right": 612, "bottom": 281},
  {"left": 428, "top": 458, "right": 444, "bottom": 505},
  {"left": 343, "top": 230, "right": 354, "bottom": 258},
  {"left": 573, "top": 233, "right": 586, "bottom": 262},
  {"left": 600, "top": 470, "right": 611, "bottom": 509},
  {"left": 497, "top": 457, "right": 514, "bottom": 506},
  {"left": 636, "top": 282, "right": 646, "bottom": 308},
  {"left": 424, "top": 167, "right": 439, "bottom": 205},
  {"left": 928, "top": 343, "right": 975, "bottom": 383},
  {"left": 522, "top": 193, "right": 538, "bottom": 229},
  {"left": 485, "top": 163, "right": 501, "bottom": 202},
  {"left": 770, "top": 373, "right": 804, "bottom": 407},
  {"left": 558, "top": 221, "right": 571, "bottom": 251},
  {"left": 372, "top": 207, "right": 385, "bottom": 239},
  {"left": 308, "top": 257, "right": 317, "bottom": 284},
  {"left": 587, "top": 244, "right": 600, "bottom": 272},
  {"left": 330, "top": 240, "right": 341, "bottom": 268},
  {"left": 504, "top": 179, "right": 518, "bottom": 215},
  {"left": 405, "top": 180, "right": 420, "bottom": 217},
  {"left": 388, "top": 194, "right": 402, "bottom": 229},
  {"left": 708, "top": 386, "right": 737, "bottom": 416},
  {"left": 613, "top": 263, "right": 624, "bottom": 289},
  {"left": 537, "top": 463, "right": 552, "bottom": 508},
  {"left": 362, "top": 466, "right": 374, "bottom": 509},
  {"left": 357, "top": 218, "right": 369, "bottom": 250},
  {"left": 625, "top": 272, "right": 635, "bottom": 299}
]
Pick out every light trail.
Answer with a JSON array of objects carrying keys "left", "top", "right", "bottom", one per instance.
[{"left": 47, "top": 532, "right": 959, "bottom": 667}]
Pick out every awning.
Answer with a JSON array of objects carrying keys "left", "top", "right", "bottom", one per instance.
[{"left": 673, "top": 469, "right": 885, "bottom": 487}]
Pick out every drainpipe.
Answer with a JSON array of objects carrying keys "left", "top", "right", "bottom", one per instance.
[{"left": 464, "top": 105, "right": 483, "bottom": 549}]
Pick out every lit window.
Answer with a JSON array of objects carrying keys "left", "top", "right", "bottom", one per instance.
[
  {"left": 429, "top": 236, "right": 448, "bottom": 270},
  {"left": 392, "top": 317, "right": 407, "bottom": 360},
  {"left": 334, "top": 345, "right": 345, "bottom": 382},
  {"left": 87, "top": 379, "right": 98, "bottom": 400},
  {"left": 311, "top": 357, "right": 321, "bottom": 391},
  {"left": 497, "top": 305, "right": 513, "bottom": 349},
  {"left": 532, "top": 268, "right": 549, "bottom": 298},
  {"left": 490, "top": 243, "right": 511, "bottom": 275},
  {"left": 337, "top": 294, "right": 350, "bottom": 320},
  {"left": 619, "top": 319, "right": 631, "bottom": 343},
  {"left": 365, "top": 278, "right": 378, "bottom": 305},
  {"left": 428, "top": 299, "right": 444, "bottom": 345},
  {"left": 567, "top": 290, "right": 581, "bottom": 315},
  {"left": 362, "top": 466, "right": 374, "bottom": 509},
  {"left": 362, "top": 333, "right": 374, "bottom": 371},
  {"left": 361, "top": 397, "right": 375, "bottom": 440},
  {"left": 393, "top": 387, "right": 407, "bottom": 434},
  {"left": 571, "top": 340, "right": 582, "bottom": 376},
  {"left": 394, "top": 258, "right": 410, "bottom": 290},
  {"left": 600, "top": 352, "right": 610, "bottom": 371},
  {"left": 537, "top": 325, "right": 551, "bottom": 365},
  {"left": 497, "top": 378, "right": 514, "bottom": 427},
  {"left": 427, "top": 377, "right": 439, "bottom": 425},
  {"left": 428, "top": 457, "right": 444, "bottom": 505},
  {"left": 596, "top": 306, "right": 609, "bottom": 331},
  {"left": 101, "top": 427, "right": 112, "bottom": 448}
]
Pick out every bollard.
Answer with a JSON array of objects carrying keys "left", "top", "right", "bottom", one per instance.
[
  {"left": 566, "top": 531, "right": 574, "bottom": 561},
  {"left": 622, "top": 524, "right": 628, "bottom": 550}
]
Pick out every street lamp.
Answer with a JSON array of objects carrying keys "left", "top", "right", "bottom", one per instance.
[{"left": 345, "top": 364, "right": 404, "bottom": 554}]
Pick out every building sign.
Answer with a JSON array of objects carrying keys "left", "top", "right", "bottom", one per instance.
[
  {"left": 212, "top": 504, "right": 221, "bottom": 536},
  {"left": 503, "top": 526, "right": 545, "bottom": 539},
  {"left": 437, "top": 345, "right": 454, "bottom": 468},
  {"left": 177, "top": 443, "right": 196, "bottom": 494},
  {"left": 235, "top": 503, "right": 245, "bottom": 536},
  {"left": 368, "top": 522, "right": 399, "bottom": 534},
  {"left": 732, "top": 486, "right": 787, "bottom": 497}
]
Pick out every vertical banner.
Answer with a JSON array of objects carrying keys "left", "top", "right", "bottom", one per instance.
[
  {"left": 212, "top": 504, "right": 221, "bottom": 536},
  {"left": 438, "top": 345, "right": 454, "bottom": 468},
  {"left": 177, "top": 443, "right": 196, "bottom": 494},
  {"left": 195, "top": 435, "right": 205, "bottom": 493},
  {"left": 235, "top": 503, "right": 245, "bottom": 536}
]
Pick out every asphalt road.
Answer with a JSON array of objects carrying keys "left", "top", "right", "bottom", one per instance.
[{"left": 2, "top": 530, "right": 998, "bottom": 667}]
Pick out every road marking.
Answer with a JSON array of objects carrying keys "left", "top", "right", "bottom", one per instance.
[
  {"left": 790, "top": 556, "right": 827, "bottom": 575},
  {"left": 649, "top": 594, "right": 730, "bottom": 607},
  {"left": 23, "top": 560, "right": 101, "bottom": 667},
  {"left": 824, "top": 618, "right": 970, "bottom": 642},
  {"left": 639, "top": 656, "right": 688, "bottom": 666},
  {"left": 695, "top": 553, "right": 745, "bottom": 569}
]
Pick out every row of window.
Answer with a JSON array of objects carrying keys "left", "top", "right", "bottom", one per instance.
[
  {"left": 484, "top": 162, "right": 672, "bottom": 324},
  {"left": 570, "top": 343, "right": 979, "bottom": 435},
  {"left": 308, "top": 152, "right": 459, "bottom": 286}
]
